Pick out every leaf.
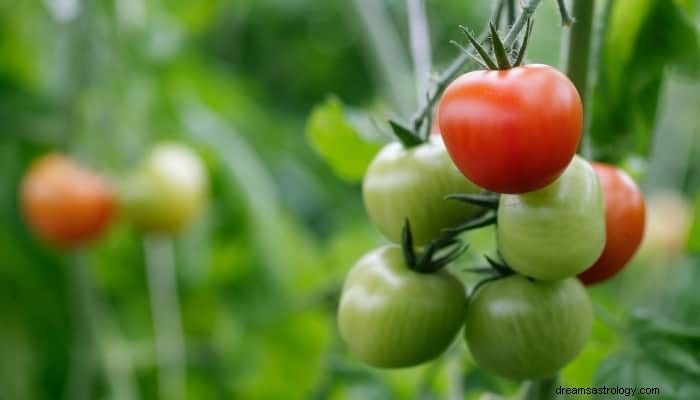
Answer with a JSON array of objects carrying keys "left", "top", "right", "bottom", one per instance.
[
  {"left": 590, "top": 0, "right": 700, "bottom": 162},
  {"left": 306, "top": 96, "right": 383, "bottom": 182}
]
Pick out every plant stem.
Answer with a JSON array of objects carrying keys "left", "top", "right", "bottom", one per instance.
[
  {"left": 66, "top": 250, "right": 140, "bottom": 400},
  {"left": 144, "top": 235, "right": 186, "bottom": 400},
  {"left": 555, "top": 0, "right": 575, "bottom": 26},
  {"left": 409, "top": 0, "right": 542, "bottom": 131},
  {"left": 406, "top": 0, "right": 432, "bottom": 108},
  {"left": 518, "top": 375, "right": 561, "bottom": 400},
  {"left": 65, "top": 251, "right": 97, "bottom": 400},
  {"left": 560, "top": 0, "right": 595, "bottom": 156},
  {"left": 506, "top": 0, "right": 516, "bottom": 26}
]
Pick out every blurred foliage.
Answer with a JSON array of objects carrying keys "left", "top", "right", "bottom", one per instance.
[{"left": 0, "top": 0, "right": 699, "bottom": 399}]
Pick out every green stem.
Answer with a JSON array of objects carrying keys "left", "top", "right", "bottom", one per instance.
[
  {"left": 144, "top": 235, "right": 186, "bottom": 400},
  {"left": 65, "top": 251, "right": 97, "bottom": 400},
  {"left": 518, "top": 375, "right": 561, "bottom": 400},
  {"left": 560, "top": 0, "right": 595, "bottom": 156},
  {"left": 555, "top": 0, "right": 575, "bottom": 26},
  {"left": 65, "top": 250, "right": 139, "bottom": 400}
]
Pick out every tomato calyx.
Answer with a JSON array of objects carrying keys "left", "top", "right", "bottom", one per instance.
[
  {"left": 466, "top": 254, "right": 518, "bottom": 295},
  {"left": 402, "top": 219, "right": 468, "bottom": 274},
  {"left": 400, "top": 196, "right": 498, "bottom": 274},
  {"left": 455, "top": 18, "right": 533, "bottom": 70}
]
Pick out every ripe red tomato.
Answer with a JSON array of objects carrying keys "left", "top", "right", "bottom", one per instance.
[
  {"left": 578, "top": 163, "right": 646, "bottom": 285},
  {"left": 437, "top": 64, "right": 582, "bottom": 194},
  {"left": 21, "top": 154, "right": 115, "bottom": 247}
]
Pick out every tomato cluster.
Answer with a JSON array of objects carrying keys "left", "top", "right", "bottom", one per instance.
[
  {"left": 20, "top": 143, "right": 208, "bottom": 249},
  {"left": 339, "top": 62, "right": 646, "bottom": 381}
]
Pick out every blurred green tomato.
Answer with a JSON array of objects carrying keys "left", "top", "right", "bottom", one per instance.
[
  {"left": 363, "top": 136, "right": 481, "bottom": 246},
  {"left": 338, "top": 245, "right": 466, "bottom": 368},
  {"left": 497, "top": 156, "right": 605, "bottom": 280},
  {"left": 122, "top": 142, "right": 208, "bottom": 233},
  {"left": 465, "top": 275, "right": 592, "bottom": 381}
]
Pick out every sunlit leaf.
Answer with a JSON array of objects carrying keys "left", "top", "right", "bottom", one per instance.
[{"left": 306, "top": 96, "right": 383, "bottom": 182}]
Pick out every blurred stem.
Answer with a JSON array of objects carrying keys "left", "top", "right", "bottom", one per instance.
[
  {"left": 65, "top": 251, "right": 97, "bottom": 400},
  {"left": 506, "top": 0, "right": 516, "bottom": 26},
  {"left": 560, "top": 0, "right": 595, "bottom": 157},
  {"left": 144, "top": 235, "right": 186, "bottom": 400},
  {"left": 66, "top": 250, "right": 139, "bottom": 400},
  {"left": 555, "top": 0, "right": 575, "bottom": 26},
  {"left": 351, "top": 0, "right": 413, "bottom": 116},
  {"left": 406, "top": 0, "right": 432, "bottom": 110},
  {"left": 518, "top": 375, "right": 561, "bottom": 400}
]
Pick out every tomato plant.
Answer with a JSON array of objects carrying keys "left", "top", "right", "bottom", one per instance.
[
  {"left": 465, "top": 275, "right": 592, "bottom": 381},
  {"left": 497, "top": 156, "right": 606, "bottom": 280},
  {"left": 121, "top": 143, "right": 208, "bottom": 233},
  {"left": 578, "top": 163, "right": 646, "bottom": 285},
  {"left": 438, "top": 64, "right": 582, "bottom": 194},
  {"left": 20, "top": 154, "right": 115, "bottom": 247},
  {"left": 363, "top": 136, "right": 481, "bottom": 245},
  {"left": 338, "top": 245, "right": 466, "bottom": 368}
]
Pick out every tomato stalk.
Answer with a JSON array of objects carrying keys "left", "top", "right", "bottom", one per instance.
[
  {"left": 144, "top": 235, "right": 187, "bottom": 400},
  {"left": 560, "top": 0, "right": 596, "bottom": 156}
]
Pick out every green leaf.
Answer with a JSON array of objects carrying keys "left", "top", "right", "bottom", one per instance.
[
  {"left": 590, "top": 0, "right": 700, "bottom": 162},
  {"left": 306, "top": 96, "right": 383, "bottom": 182}
]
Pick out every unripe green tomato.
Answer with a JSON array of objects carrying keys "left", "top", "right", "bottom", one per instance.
[
  {"left": 122, "top": 142, "right": 208, "bottom": 233},
  {"left": 338, "top": 245, "right": 467, "bottom": 368},
  {"left": 465, "top": 275, "right": 592, "bottom": 381},
  {"left": 363, "top": 136, "right": 481, "bottom": 246},
  {"left": 497, "top": 156, "right": 605, "bottom": 280}
]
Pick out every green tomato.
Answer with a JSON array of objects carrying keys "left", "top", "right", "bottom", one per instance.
[
  {"left": 465, "top": 275, "right": 592, "bottom": 381},
  {"left": 363, "top": 136, "right": 481, "bottom": 246},
  {"left": 497, "top": 155, "right": 605, "bottom": 280},
  {"left": 338, "top": 245, "right": 466, "bottom": 368},
  {"left": 122, "top": 142, "right": 208, "bottom": 233}
]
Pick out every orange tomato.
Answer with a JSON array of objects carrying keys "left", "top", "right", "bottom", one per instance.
[
  {"left": 20, "top": 154, "right": 115, "bottom": 247},
  {"left": 578, "top": 163, "right": 646, "bottom": 285}
]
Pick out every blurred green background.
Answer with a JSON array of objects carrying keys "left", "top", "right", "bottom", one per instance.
[{"left": 1, "top": 0, "right": 700, "bottom": 399}]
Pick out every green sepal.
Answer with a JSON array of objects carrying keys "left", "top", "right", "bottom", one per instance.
[
  {"left": 489, "top": 22, "right": 512, "bottom": 69},
  {"left": 389, "top": 120, "right": 423, "bottom": 148},
  {"left": 460, "top": 25, "right": 498, "bottom": 70}
]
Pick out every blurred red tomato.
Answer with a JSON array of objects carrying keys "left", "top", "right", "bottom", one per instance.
[{"left": 21, "top": 154, "right": 115, "bottom": 247}]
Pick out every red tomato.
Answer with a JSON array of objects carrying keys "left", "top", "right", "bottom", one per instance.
[
  {"left": 20, "top": 154, "right": 115, "bottom": 247},
  {"left": 578, "top": 163, "right": 646, "bottom": 285},
  {"left": 437, "top": 64, "right": 582, "bottom": 194}
]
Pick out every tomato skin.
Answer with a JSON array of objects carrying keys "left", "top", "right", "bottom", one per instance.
[
  {"left": 122, "top": 143, "right": 208, "bottom": 233},
  {"left": 338, "top": 245, "right": 466, "bottom": 368},
  {"left": 438, "top": 64, "right": 582, "bottom": 194},
  {"left": 497, "top": 156, "right": 606, "bottom": 280},
  {"left": 363, "top": 136, "right": 481, "bottom": 246},
  {"left": 20, "top": 154, "right": 115, "bottom": 247},
  {"left": 578, "top": 163, "right": 646, "bottom": 285},
  {"left": 465, "top": 275, "right": 592, "bottom": 381}
]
